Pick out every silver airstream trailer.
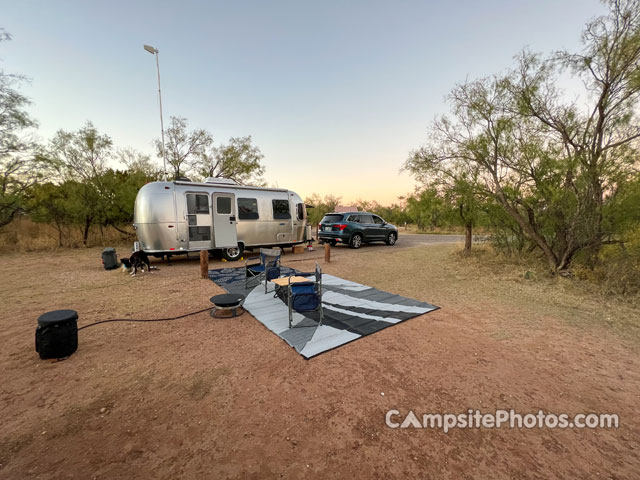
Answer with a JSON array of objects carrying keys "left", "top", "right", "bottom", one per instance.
[{"left": 133, "top": 178, "right": 310, "bottom": 261}]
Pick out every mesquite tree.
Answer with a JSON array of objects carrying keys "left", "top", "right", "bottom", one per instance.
[
  {"left": 194, "top": 135, "right": 266, "bottom": 185},
  {"left": 48, "top": 122, "right": 113, "bottom": 245},
  {"left": 406, "top": 0, "right": 640, "bottom": 271},
  {"left": 155, "top": 116, "right": 213, "bottom": 180},
  {"left": 0, "top": 30, "right": 51, "bottom": 227}
]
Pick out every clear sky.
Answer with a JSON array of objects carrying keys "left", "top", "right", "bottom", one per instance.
[{"left": 2, "top": 0, "right": 606, "bottom": 205}]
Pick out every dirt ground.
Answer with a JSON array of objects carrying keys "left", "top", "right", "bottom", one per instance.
[{"left": 1, "top": 243, "right": 639, "bottom": 479}]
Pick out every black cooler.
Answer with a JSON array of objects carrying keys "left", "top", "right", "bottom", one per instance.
[{"left": 35, "top": 310, "right": 78, "bottom": 359}]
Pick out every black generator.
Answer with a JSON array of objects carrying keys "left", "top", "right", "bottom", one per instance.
[{"left": 35, "top": 310, "right": 78, "bottom": 359}]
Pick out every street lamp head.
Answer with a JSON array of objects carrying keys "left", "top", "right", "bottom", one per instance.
[{"left": 143, "top": 44, "right": 157, "bottom": 54}]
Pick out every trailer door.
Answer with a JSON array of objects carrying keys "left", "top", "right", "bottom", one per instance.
[
  {"left": 212, "top": 193, "right": 238, "bottom": 248},
  {"left": 272, "top": 198, "right": 293, "bottom": 243},
  {"left": 186, "top": 193, "right": 212, "bottom": 250}
]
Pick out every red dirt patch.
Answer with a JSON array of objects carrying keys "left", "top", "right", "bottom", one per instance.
[{"left": 1, "top": 245, "right": 639, "bottom": 479}]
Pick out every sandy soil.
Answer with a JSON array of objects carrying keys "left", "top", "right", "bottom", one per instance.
[{"left": 1, "top": 244, "right": 639, "bottom": 479}]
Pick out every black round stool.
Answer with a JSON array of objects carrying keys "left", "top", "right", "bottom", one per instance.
[
  {"left": 36, "top": 310, "right": 78, "bottom": 359},
  {"left": 210, "top": 294, "right": 246, "bottom": 318}
]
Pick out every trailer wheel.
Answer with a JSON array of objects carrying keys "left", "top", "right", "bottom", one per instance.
[{"left": 222, "top": 245, "right": 243, "bottom": 261}]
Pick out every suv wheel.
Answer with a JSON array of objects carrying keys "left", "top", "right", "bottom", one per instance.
[
  {"left": 328, "top": 239, "right": 337, "bottom": 246},
  {"left": 350, "top": 233, "right": 363, "bottom": 249},
  {"left": 386, "top": 232, "right": 397, "bottom": 246}
]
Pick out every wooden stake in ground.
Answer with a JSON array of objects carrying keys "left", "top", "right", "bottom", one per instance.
[
  {"left": 324, "top": 243, "right": 331, "bottom": 263},
  {"left": 200, "top": 250, "right": 209, "bottom": 279}
]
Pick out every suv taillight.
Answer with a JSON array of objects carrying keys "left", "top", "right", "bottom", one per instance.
[{"left": 336, "top": 224, "right": 347, "bottom": 231}]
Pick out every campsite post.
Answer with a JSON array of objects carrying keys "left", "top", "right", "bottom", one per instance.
[{"left": 200, "top": 250, "right": 208, "bottom": 279}]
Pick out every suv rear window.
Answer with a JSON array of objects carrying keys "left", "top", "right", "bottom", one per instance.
[{"left": 321, "top": 214, "right": 344, "bottom": 224}]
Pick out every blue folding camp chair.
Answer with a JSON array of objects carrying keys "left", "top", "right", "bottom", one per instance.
[
  {"left": 288, "top": 263, "right": 324, "bottom": 328},
  {"left": 245, "top": 248, "right": 282, "bottom": 293}
]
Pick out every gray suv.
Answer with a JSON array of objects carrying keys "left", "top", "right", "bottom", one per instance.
[{"left": 318, "top": 211, "right": 398, "bottom": 249}]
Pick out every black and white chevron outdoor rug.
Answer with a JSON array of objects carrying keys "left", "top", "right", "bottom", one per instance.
[{"left": 209, "top": 266, "right": 438, "bottom": 359}]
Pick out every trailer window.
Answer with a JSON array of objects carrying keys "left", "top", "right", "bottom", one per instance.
[
  {"left": 189, "top": 226, "right": 211, "bottom": 242},
  {"left": 216, "top": 196, "right": 232, "bottom": 215},
  {"left": 187, "top": 194, "right": 209, "bottom": 214},
  {"left": 238, "top": 198, "right": 259, "bottom": 220},
  {"left": 296, "top": 203, "right": 305, "bottom": 220},
  {"left": 272, "top": 199, "right": 291, "bottom": 219}
]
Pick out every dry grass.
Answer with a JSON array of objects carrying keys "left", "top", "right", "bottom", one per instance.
[
  {"left": 466, "top": 246, "right": 640, "bottom": 339},
  {"left": 400, "top": 224, "right": 492, "bottom": 235},
  {"left": 0, "top": 217, "right": 134, "bottom": 252},
  {"left": 401, "top": 224, "right": 465, "bottom": 235},
  {"left": 453, "top": 246, "right": 640, "bottom": 334}
]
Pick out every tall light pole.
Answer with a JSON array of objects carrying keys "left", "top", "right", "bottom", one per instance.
[{"left": 144, "top": 44, "right": 167, "bottom": 180}]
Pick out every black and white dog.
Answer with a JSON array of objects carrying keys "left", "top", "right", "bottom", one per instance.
[{"left": 121, "top": 250, "right": 154, "bottom": 276}]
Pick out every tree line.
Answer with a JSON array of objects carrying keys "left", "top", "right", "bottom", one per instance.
[
  {"left": 0, "top": 27, "right": 267, "bottom": 246},
  {"left": 404, "top": 0, "right": 640, "bottom": 273},
  {"left": 0, "top": 114, "right": 266, "bottom": 246}
]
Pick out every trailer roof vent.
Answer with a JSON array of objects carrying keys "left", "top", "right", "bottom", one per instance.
[
  {"left": 205, "top": 177, "right": 237, "bottom": 185},
  {"left": 175, "top": 176, "right": 192, "bottom": 182}
]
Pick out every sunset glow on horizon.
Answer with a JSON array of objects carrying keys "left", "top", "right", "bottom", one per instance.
[{"left": 2, "top": 0, "right": 605, "bottom": 206}]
